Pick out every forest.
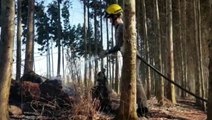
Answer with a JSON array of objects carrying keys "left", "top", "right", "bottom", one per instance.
[{"left": 0, "top": 0, "right": 212, "bottom": 120}]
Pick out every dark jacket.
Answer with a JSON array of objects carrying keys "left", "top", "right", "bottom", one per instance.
[{"left": 107, "top": 23, "right": 124, "bottom": 54}]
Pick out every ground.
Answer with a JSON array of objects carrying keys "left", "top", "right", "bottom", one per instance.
[
  {"left": 91, "top": 97, "right": 207, "bottom": 120},
  {"left": 146, "top": 97, "right": 207, "bottom": 120}
]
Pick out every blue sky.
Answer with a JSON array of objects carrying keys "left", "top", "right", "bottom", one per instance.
[
  {"left": 13, "top": 0, "right": 84, "bottom": 78},
  {"left": 34, "top": 0, "right": 84, "bottom": 76}
]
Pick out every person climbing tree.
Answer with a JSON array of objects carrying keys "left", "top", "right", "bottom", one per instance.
[{"left": 99, "top": 4, "right": 149, "bottom": 117}]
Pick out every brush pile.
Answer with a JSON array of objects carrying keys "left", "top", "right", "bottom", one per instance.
[{"left": 9, "top": 71, "right": 78, "bottom": 119}]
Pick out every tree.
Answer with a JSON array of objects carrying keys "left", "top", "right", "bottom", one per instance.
[
  {"left": 116, "top": 0, "right": 138, "bottom": 119},
  {"left": 16, "top": 0, "right": 22, "bottom": 81},
  {"left": 141, "top": 0, "right": 151, "bottom": 99},
  {"left": 206, "top": 1, "right": 212, "bottom": 119},
  {"left": 0, "top": 0, "right": 15, "bottom": 119},
  {"left": 208, "top": 33, "right": 212, "bottom": 120},
  {"left": 154, "top": 0, "right": 164, "bottom": 105},
  {"left": 83, "top": 0, "right": 88, "bottom": 88},
  {"left": 166, "top": 0, "right": 176, "bottom": 104},
  {"left": 24, "top": 0, "right": 35, "bottom": 74}
]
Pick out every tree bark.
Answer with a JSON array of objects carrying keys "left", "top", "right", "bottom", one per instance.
[
  {"left": 167, "top": 0, "right": 176, "bottom": 104},
  {"left": 83, "top": 0, "right": 87, "bottom": 87},
  {"left": 154, "top": 0, "right": 164, "bottom": 105},
  {"left": 57, "top": 0, "right": 61, "bottom": 76},
  {"left": 24, "top": 0, "right": 35, "bottom": 74},
  {"left": 207, "top": 10, "right": 212, "bottom": 119},
  {"left": 141, "top": 0, "right": 151, "bottom": 100},
  {"left": 16, "top": 0, "right": 22, "bottom": 81},
  {"left": 0, "top": 0, "right": 15, "bottom": 119},
  {"left": 116, "top": 0, "right": 138, "bottom": 119},
  {"left": 181, "top": 0, "right": 188, "bottom": 98}
]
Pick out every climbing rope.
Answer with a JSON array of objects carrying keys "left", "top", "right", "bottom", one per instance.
[{"left": 137, "top": 55, "right": 208, "bottom": 103}]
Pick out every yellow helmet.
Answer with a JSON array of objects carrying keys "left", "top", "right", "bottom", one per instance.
[{"left": 105, "top": 4, "right": 123, "bottom": 18}]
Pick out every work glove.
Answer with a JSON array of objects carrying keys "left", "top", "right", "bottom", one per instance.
[{"left": 99, "top": 50, "right": 108, "bottom": 58}]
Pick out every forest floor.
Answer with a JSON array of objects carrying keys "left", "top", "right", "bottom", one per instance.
[
  {"left": 95, "top": 97, "right": 207, "bottom": 120},
  {"left": 9, "top": 74, "right": 207, "bottom": 120},
  {"left": 145, "top": 97, "right": 207, "bottom": 120}
]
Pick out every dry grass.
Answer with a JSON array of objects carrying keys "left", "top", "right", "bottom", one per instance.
[{"left": 63, "top": 82, "right": 114, "bottom": 120}]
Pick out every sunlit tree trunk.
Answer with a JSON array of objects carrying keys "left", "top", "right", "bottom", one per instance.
[
  {"left": 0, "top": 0, "right": 15, "bottom": 119},
  {"left": 87, "top": 0, "right": 92, "bottom": 86},
  {"left": 197, "top": 0, "right": 206, "bottom": 110},
  {"left": 116, "top": 0, "right": 138, "bottom": 119},
  {"left": 24, "top": 0, "right": 35, "bottom": 74},
  {"left": 166, "top": 0, "right": 176, "bottom": 104},
  {"left": 106, "top": 19, "right": 109, "bottom": 79}
]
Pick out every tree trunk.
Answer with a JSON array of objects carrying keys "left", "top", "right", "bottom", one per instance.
[
  {"left": 141, "top": 0, "right": 151, "bottom": 100},
  {"left": 181, "top": 0, "right": 188, "bottom": 98},
  {"left": 87, "top": 0, "right": 92, "bottom": 86},
  {"left": 0, "top": 0, "right": 15, "bottom": 119},
  {"left": 197, "top": 0, "right": 206, "bottom": 110},
  {"left": 94, "top": 0, "right": 98, "bottom": 81},
  {"left": 207, "top": 8, "right": 212, "bottom": 119},
  {"left": 24, "top": 0, "right": 35, "bottom": 74},
  {"left": 208, "top": 44, "right": 212, "bottom": 119},
  {"left": 167, "top": 0, "right": 176, "bottom": 104},
  {"left": 154, "top": 0, "right": 164, "bottom": 105},
  {"left": 116, "top": 0, "right": 138, "bottom": 119},
  {"left": 16, "top": 0, "right": 22, "bottom": 81},
  {"left": 84, "top": 0, "right": 88, "bottom": 88},
  {"left": 193, "top": 0, "right": 203, "bottom": 107},
  {"left": 57, "top": 0, "right": 61, "bottom": 76}
]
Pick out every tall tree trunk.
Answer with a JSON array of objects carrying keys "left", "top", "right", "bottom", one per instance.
[
  {"left": 208, "top": 41, "right": 212, "bottom": 119},
  {"left": 117, "top": 0, "right": 138, "bottom": 119},
  {"left": 154, "top": 0, "right": 164, "bottom": 105},
  {"left": 100, "top": 0, "right": 104, "bottom": 68},
  {"left": 167, "top": 0, "right": 176, "bottom": 104},
  {"left": 194, "top": 0, "right": 202, "bottom": 107},
  {"left": 141, "top": 0, "right": 151, "bottom": 99},
  {"left": 178, "top": 0, "right": 185, "bottom": 98},
  {"left": 181, "top": 0, "right": 188, "bottom": 97},
  {"left": 0, "top": 0, "right": 15, "bottom": 119},
  {"left": 197, "top": 0, "right": 206, "bottom": 110},
  {"left": 16, "top": 0, "right": 22, "bottom": 81},
  {"left": 84, "top": 0, "right": 88, "bottom": 88},
  {"left": 207, "top": 6, "right": 212, "bottom": 118},
  {"left": 94, "top": 0, "right": 98, "bottom": 81},
  {"left": 106, "top": 18, "right": 110, "bottom": 84},
  {"left": 51, "top": 38, "right": 54, "bottom": 76},
  {"left": 87, "top": 0, "right": 92, "bottom": 86},
  {"left": 57, "top": 0, "right": 61, "bottom": 76},
  {"left": 24, "top": 0, "right": 35, "bottom": 74}
]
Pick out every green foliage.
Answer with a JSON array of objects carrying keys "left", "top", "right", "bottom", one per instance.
[
  {"left": 18, "top": 0, "right": 104, "bottom": 58},
  {"left": 47, "top": 0, "right": 60, "bottom": 41},
  {"left": 35, "top": 1, "right": 50, "bottom": 52}
]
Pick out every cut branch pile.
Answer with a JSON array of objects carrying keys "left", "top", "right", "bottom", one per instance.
[{"left": 9, "top": 71, "right": 77, "bottom": 119}]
